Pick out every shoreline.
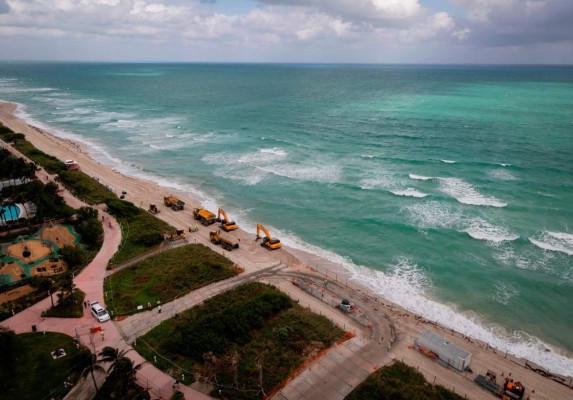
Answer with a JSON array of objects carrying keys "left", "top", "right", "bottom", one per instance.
[{"left": 2, "top": 100, "right": 573, "bottom": 395}]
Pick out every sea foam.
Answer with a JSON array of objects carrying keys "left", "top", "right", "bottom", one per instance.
[
  {"left": 438, "top": 177, "right": 507, "bottom": 207},
  {"left": 409, "top": 174, "right": 433, "bottom": 181},
  {"left": 390, "top": 188, "right": 428, "bottom": 198},
  {"left": 529, "top": 231, "right": 573, "bottom": 256},
  {"left": 462, "top": 218, "right": 519, "bottom": 243}
]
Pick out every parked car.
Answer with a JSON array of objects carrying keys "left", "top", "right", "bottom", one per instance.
[{"left": 90, "top": 301, "right": 110, "bottom": 322}]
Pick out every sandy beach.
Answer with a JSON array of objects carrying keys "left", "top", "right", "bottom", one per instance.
[{"left": 1, "top": 100, "right": 572, "bottom": 400}]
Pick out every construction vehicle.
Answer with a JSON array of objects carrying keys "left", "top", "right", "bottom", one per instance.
[
  {"left": 337, "top": 299, "right": 355, "bottom": 313},
  {"left": 166, "top": 228, "right": 186, "bottom": 241},
  {"left": 210, "top": 230, "right": 239, "bottom": 251},
  {"left": 164, "top": 195, "right": 185, "bottom": 211},
  {"left": 148, "top": 203, "right": 160, "bottom": 214},
  {"left": 255, "top": 224, "right": 281, "bottom": 250},
  {"left": 475, "top": 370, "right": 525, "bottom": 400},
  {"left": 193, "top": 207, "right": 216, "bottom": 226},
  {"left": 217, "top": 208, "right": 238, "bottom": 231}
]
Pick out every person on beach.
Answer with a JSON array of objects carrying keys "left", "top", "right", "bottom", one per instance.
[{"left": 158, "top": 305, "right": 162, "bottom": 314}]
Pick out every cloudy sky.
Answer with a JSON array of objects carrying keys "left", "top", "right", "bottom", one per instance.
[{"left": 0, "top": 0, "right": 572, "bottom": 63}]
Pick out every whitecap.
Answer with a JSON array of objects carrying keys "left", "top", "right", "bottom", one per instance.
[
  {"left": 461, "top": 218, "right": 519, "bottom": 243},
  {"left": 259, "top": 147, "right": 289, "bottom": 157},
  {"left": 390, "top": 188, "right": 428, "bottom": 198},
  {"left": 401, "top": 201, "right": 462, "bottom": 230},
  {"left": 488, "top": 169, "right": 517, "bottom": 181},
  {"left": 438, "top": 177, "right": 507, "bottom": 207},
  {"left": 440, "top": 159, "right": 456, "bottom": 164},
  {"left": 409, "top": 174, "right": 433, "bottom": 181},
  {"left": 529, "top": 231, "right": 573, "bottom": 256},
  {"left": 491, "top": 281, "right": 519, "bottom": 305}
]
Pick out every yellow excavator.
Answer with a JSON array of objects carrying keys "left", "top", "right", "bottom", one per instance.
[
  {"left": 217, "top": 208, "right": 238, "bottom": 232},
  {"left": 256, "top": 223, "right": 281, "bottom": 250}
]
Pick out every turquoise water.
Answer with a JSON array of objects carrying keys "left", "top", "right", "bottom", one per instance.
[
  {"left": 0, "top": 63, "right": 572, "bottom": 374},
  {"left": 1, "top": 205, "right": 20, "bottom": 221}
]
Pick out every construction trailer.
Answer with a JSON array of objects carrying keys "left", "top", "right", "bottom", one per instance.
[{"left": 414, "top": 330, "right": 472, "bottom": 372}]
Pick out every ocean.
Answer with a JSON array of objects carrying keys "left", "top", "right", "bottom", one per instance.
[{"left": 0, "top": 62, "right": 572, "bottom": 375}]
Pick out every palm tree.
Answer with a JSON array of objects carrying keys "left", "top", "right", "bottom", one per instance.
[
  {"left": 73, "top": 347, "right": 105, "bottom": 396},
  {"left": 98, "top": 346, "right": 148, "bottom": 400}
]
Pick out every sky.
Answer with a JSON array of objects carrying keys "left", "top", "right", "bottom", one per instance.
[{"left": 0, "top": 0, "right": 572, "bottom": 64}]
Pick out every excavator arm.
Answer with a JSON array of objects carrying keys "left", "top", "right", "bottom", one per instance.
[
  {"left": 218, "top": 208, "right": 229, "bottom": 223},
  {"left": 256, "top": 224, "right": 272, "bottom": 240}
]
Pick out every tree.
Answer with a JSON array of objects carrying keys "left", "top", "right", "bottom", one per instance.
[
  {"left": 98, "top": 346, "right": 149, "bottom": 400},
  {"left": 0, "top": 326, "right": 18, "bottom": 389},
  {"left": 56, "top": 271, "right": 76, "bottom": 307},
  {"left": 72, "top": 346, "right": 105, "bottom": 396},
  {"left": 60, "top": 245, "right": 85, "bottom": 270}
]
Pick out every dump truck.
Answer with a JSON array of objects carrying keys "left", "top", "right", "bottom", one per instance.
[
  {"left": 210, "top": 230, "right": 239, "bottom": 251},
  {"left": 164, "top": 195, "right": 185, "bottom": 211},
  {"left": 148, "top": 203, "right": 160, "bottom": 214},
  {"left": 193, "top": 207, "right": 216, "bottom": 226},
  {"left": 167, "top": 228, "right": 186, "bottom": 241},
  {"left": 217, "top": 208, "right": 238, "bottom": 231},
  {"left": 255, "top": 224, "right": 281, "bottom": 250}
]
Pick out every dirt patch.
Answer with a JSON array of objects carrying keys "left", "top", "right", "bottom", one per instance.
[
  {"left": 38, "top": 226, "right": 76, "bottom": 248},
  {"left": 4, "top": 240, "right": 53, "bottom": 263},
  {"left": 0, "top": 284, "right": 35, "bottom": 303},
  {"left": 30, "top": 258, "right": 67, "bottom": 277},
  {"left": 0, "top": 262, "right": 25, "bottom": 283}
]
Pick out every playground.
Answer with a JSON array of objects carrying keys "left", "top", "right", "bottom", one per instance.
[{"left": 0, "top": 225, "right": 81, "bottom": 286}]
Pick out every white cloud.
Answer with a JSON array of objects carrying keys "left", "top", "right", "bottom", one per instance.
[{"left": 400, "top": 12, "right": 456, "bottom": 42}]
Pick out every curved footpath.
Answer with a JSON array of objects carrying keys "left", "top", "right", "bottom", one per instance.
[{"left": 1, "top": 142, "right": 211, "bottom": 400}]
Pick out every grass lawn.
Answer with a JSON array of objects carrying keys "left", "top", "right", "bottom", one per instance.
[
  {"left": 44, "top": 289, "right": 85, "bottom": 318},
  {"left": 110, "top": 211, "right": 172, "bottom": 265},
  {"left": 104, "top": 244, "right": 238, "bottom": 315},
  {"left": 134, "top": 282, "right": 345, "bottom": 399},
  {"left": 345, "top": 361, "right": 465, "bottom": 400},
  {"left": 4, "top": 332, "right": 81, "bottom": 400}
]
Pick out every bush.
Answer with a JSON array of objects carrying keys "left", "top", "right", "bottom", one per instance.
[
  {"left": 60, "top": 245, "right": 85, "bottom": 269},
  {"left": 134, "top": 232, "right": 164, "bottom": 247},
  {"left": 345, "top": 361, "right": 465, "bottom": 400},
  {"left": 105, "top": 199, "right": 141, "bottom": 219}
]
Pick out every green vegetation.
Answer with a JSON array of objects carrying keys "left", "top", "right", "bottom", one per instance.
[
  {"left": 0, "top": 329, "right": 82, "bottom": 400},
  {"left": 105, "top": 199, "right": 170, "bottom": 265},
  {"left": 0, "top": 130, "right": 115, "bottom": 204},
  {"left": 44, "top": 288, "right": 85, "bottom": 318},
  {"left": 135, "top": 283, "right": 345, "bottom": 399},
  {"left": 97, "top": 346, "right": 150, "bottom": 400},
  {"left": 0, "top": 123, "right": 171, "bottom": 263},
  {"left": 345, "top": 361, "right": 465, "bottom": 400},
  {"left": 105, "top": 244, "right": 238, "bottom": 314}
]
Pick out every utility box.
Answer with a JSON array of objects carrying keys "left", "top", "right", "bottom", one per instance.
[{"left": 415, "top": 330, "right": 471, "bottom": 372}]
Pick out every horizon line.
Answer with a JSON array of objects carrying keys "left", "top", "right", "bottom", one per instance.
[{"left": 1, "top": 59, "right": 572, "bottom": 67}]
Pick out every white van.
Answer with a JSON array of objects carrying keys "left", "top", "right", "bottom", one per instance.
[{"left": 90, "top": 301, "right": 110, "bottom": 322}]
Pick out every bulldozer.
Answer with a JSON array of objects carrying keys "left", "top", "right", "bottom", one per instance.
[
  {"left": 164, "top": 195, "right": 185, "bottom": 211},
  {"left": 166, "top": 228, "right": 186, "bottom": 241},
  {"left": 210, "top": 230, "right": 239, "bottom": 251},
  {"left": 217, "top": 208, "right": 238, "bottom": 232},
  {"left": 255, "top": 224, "right": 281, "bottom": 250},
  {"left": 193, "top": 207, "right": 216, "bottom": 226},
  {"left": 148, "top": 203, "right": 160, "bottom": 214}
]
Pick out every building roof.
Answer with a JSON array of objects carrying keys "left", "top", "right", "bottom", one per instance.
[{"left": 418, "top": 329, "right": 471, "bottom": 360}]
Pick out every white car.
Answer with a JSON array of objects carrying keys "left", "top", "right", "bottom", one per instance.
[{"left": 90, "top": 301, "right": 110, "bottom": 322}]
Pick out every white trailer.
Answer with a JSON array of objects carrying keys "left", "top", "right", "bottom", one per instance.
[{"left": 415, "top": 329, "right": 472, "bottom": 372}]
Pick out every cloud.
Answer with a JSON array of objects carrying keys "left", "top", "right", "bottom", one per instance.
[{"left": 452, "top": 0, "right": 573, "bottom": 46}]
